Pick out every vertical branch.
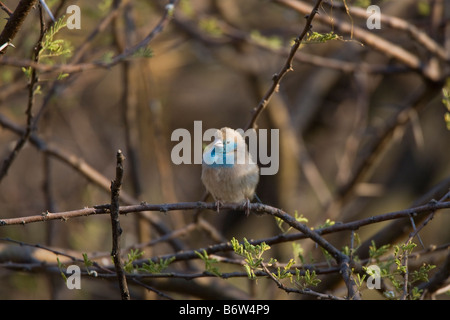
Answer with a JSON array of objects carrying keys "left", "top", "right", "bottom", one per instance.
[
  {"left": 119, "top": 3, "right": 143, "bottom": 199},
  {"left": 42, "top": 153, "right": 57, "bottom": 245},
  {"left": 245, "top": 0, "right": 323, "bottom": 130},
  {"left": 400, "top": 244, "right": 410, "bottom": 300},
  {"left": 110, "top": 150, "right": 130, "bottom": 300},
  {"left": 0, "top": 4, "right": 45, "bottom": 183}
]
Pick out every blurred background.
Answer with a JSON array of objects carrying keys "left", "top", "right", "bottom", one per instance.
[{"left": 0, "top": 0, "right": 449, "bottom": 299}]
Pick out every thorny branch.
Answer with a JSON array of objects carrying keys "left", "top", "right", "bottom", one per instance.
[
  {"left": 1, "top": 194, "right": 449, "bottom": 298},
  {"left": 1, "top": 198, "right": 449, "bottom": 229},
  {"left": 0, "top": 0, "right": 38, "bottom": 55}
]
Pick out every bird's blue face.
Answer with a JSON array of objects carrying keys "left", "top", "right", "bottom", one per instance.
[
  {"left": 222, "top": 137, "right": 238, "bottom": 154},
  {"left": 204, "top": 137, "right": 237, "bottom": 168}
]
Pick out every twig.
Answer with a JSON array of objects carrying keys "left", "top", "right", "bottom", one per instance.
[
  {"left": 245, "top": 0, "right": 323, "bottom": 130},
  {"left": 408, "top": 191, "right": 450, "bottom": 245},
  {"left": 109, "top": 150, "right": 130, "bottom": 300},
  {"left": 99, "top": 0, "right": 179, "bottom": 68},
  {"left": 0, "top": 1, "right": 12, "bottom": 17},
  {"left": 261, "top": 262, "right": 343, "bottom": 300},
  {"left": 39, "top": 0, "right": 55, "bottom": 22},
  {"left": 400, "top": 242, "right": 410, "bottom": 300}
]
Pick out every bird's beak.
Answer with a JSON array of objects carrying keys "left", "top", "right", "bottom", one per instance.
[{"left": 213, "top": 139, "right": 224, "bottom": 148}]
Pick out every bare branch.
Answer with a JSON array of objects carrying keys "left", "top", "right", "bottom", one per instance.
[
  {"left": 109, "top": 150, "right": 130, "bottom": 300},
  {"left": 0, "top": 4, "right": 46, "bottom": 183},
  {"left": 245, "top": 0, "right": 324, "bottom": 130}
]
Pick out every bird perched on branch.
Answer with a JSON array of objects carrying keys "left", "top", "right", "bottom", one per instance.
[{"left": 201, "top": 127, "right": 259, "bottom": 215}]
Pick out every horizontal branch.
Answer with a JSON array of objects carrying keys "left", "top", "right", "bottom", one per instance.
[{"left": 1, "top": 199, "right": 448, "bottom": 230}]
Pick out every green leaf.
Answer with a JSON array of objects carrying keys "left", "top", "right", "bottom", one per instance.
[
  {"left": 139, "top": 257, "right": 175, "bottom": 274},
  {"left": 231, "top": 237, "right": 271, "bottom": 280},
  {"left": 274, "top": 258, "right": 295, "bottom": 281},
  {"left": 369, "top": 240, "right": 390, "bottom": 261},
  {"left": 82, "top": 253, "right": 93, "bottom": 268},
  {"left": 123, "top": 249, "right": 144, "bottom": 273},
  {"left": 57, "top": 257, "right": 67, "bottom": 282},
  {"left": 22, "top": 67, "right": 32, "bottom": 80},
  {"left": 57, "top": 72, "right": 69, "bottom": 80},
  {"left": 244, "top": 264, "right": 255, "bottom": 280},
  {"left": 38, "top": 16, "right": 73, "bottom": 63},
  {"left": 306, "top": 31, "right": 340, "bottom": 43},
  {"left": 276, "top": 211, "right": 308, "bottom": 233},
  {"left": 132, "top": 47, "right": 154, "bottom": 59},
  {"left": 295, "top": 269, "right": 321, "bottom": 289},
  {"left": 195, "top": 250, "right": 222, "bottom": 276}
]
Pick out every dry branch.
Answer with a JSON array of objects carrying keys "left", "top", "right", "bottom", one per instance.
[{"left": 0, "top": 0, "right": 38, "bottom": 55}]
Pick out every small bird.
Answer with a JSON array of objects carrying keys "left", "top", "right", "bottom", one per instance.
[{"left": 201, "top": 127, "right": 259, "bottom": 215}]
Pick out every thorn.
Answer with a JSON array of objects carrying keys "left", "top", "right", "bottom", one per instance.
[
  {"left": 0, "top": 43, "right": 8, "bottom": 52},
  {"left": 39, "top": 0, "right": 56, "bottom": 22},
  {"left": 0, "top": 42, "right": 14, "bottom": 52}
]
